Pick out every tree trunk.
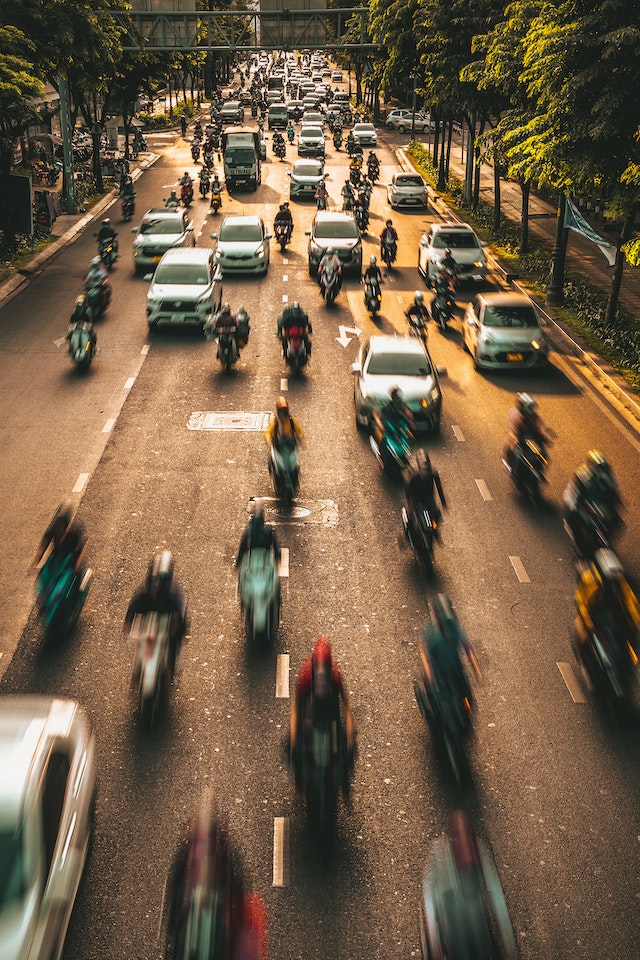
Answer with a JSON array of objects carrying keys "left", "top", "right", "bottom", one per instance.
[
  {"left": 546, "top": 192, "right": 569, "bottom": 305},
  {"left": 463, "top": 112, "right": 475, "bottom": 205},
  {"left": 493, "top": 157, "right": 501, "bottom": 233},
  {"left": 604, "top": 207, "right": 638, "bottom": 326},
  {"left": 433, "top": 118, "right": 440, "bottom": 171},
  {"left": 445, "top": 120, "right": 453, "bottom": 179},
  {"left": 519, "top": 178, "right": 530, "bottom": 254},
  {"left": 437, "top": 119, "right": 447, "bottom": 191},
  {"left": 472, "top": 144, "right": 481, "bottom": 209}
]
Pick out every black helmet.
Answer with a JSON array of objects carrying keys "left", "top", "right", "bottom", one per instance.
[
  {"left": 432, "top": 593, "right": 457, "bottom": 638},
  {"left": 415, "top": 448, "right": 432, "bottom": 477},
  {"left": 148, "top": 550, "right": 174, "bottom": 596},
  {"left": 389, "top": 385, "right": 403, "bottom": 403}
]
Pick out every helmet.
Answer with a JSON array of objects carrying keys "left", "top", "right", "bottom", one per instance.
[
  {"left": 52, "top": 500, "right": 73, "bottom": 534},
  {"left": 432, "top": 593, "right": 457, "bottom": 636},
  {"left": 75, "top": 294, "right": 86, "bottom": 309},
  {"left": 311, "top": 636, "right": 333, "bottom": 698},
  {"left": 415, "top": 448, "right": 432, "bottom": 477},
  {"left": 170, "top": 190, "right": 177, "bottom": 197},
  {"left": 386, "top": 219, "right": 392, "bottom": 227},
  {"left": 370, "top": 255, "right": 377, "bottom": 265},
  {"left": 517, "top": 392, "right": 537, "bottom": 415},
  {"left": 279, "top": 203, "right": 287, "bottom": 211},
  {"left": 249, "top": 502, "right": 266, "bottom": 534},
  {"left": 414, "top": 291, "right": 424, "bottom": 303},
  {"left": 221, "top": 302, "right": 231, "bottom": 313},
  {"left": 102, "top": 218, "right": 110, "bottom": 226},
  {"left": 389, "top": 385, "right": 403, "bottom": 402},
  {"left": 91, "top": 256, "right": 102, "bottom": 267},
  {"left": 587, "top": 450, "right": 609, "bottom": 471},
  {"left": 283, "top": 201, "right": 289, "bottom": 208},
  {"left": 326, "top": 247, "right": 335, "bottom": 256},
  {"left": 276, "top": 395, "right": 289, "bottom": 414},
  {"left": 594, "top": 548, "right": 624, "bottom": 582},
  {"left": 148, "top": 549, "right": 174, "bottom": 596},
  {"left": 291, "top": 301, "right": 301, "bottom": 312}
]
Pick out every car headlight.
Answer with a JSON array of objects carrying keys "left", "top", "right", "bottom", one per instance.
[
  {"left": 473, "top": 260, "right": 485, "bottom": 268},
  {"left": 531, "top": 338, "right": 546, "bottom": 351},
  {"left": 429, "top": 387, "right": 440, "bottom": 403},
  {"left": 256, "top": 244, "right": 266, "bottom": 258},
  {"left": 214, "top": 250, "right": 222, "bottom": 260}
]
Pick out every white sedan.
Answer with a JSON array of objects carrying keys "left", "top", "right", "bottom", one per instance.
[{"left": 212, "top": 214, "right": 272, "bottom": 276}]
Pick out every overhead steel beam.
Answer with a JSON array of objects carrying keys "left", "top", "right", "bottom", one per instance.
[{"left": 110, "top": 9, "right": 374, "bottom": 52}]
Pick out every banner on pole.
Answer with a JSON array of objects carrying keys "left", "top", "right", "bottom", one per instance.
[{"left": 564, "top": 197, "right": 617, "bottom": 267}]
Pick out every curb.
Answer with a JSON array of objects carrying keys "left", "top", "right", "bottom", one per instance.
[
  {"left": 396, "top": 148, "right": 640, "bottom": 436},
  {"left": 0, "top": 153, "right": 160, "bottom": 307}
]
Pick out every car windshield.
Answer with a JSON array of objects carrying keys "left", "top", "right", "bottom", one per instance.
[
  {"left": 0, "top": 825, "right": 26, "bottom": 906},
  {"left": 220, "top": 223, "right": 262, "bottom": 242},
  {"left": 482, "top": 305, "right": 539, "bottom": 328},
  {"left": 301, "top": 128, "right": 322, "bottom": 138},
  {"left": 295, "top": 164, "right": 322, "bottom": 176},
  {"left": 225, "top": 148, "right": 255, "bottom": 164},
  {"left": 140, "top": 218, "right": 181, "bottom": 235},
  {"left": 154, "top": 264, "right": 209, "bottom": 285},
  {"left": 367, "top": 353, "right": 432, "bottom": 377},
  {"left": 433, "top": 231, "right": 478, "bottom": 250},
  {"left": 356, "top": 125, "right": 375, "bottom": 133},
  {"left": 397, "top": 176, "right": 423, "bottom": 187},
  {"left": 314, "top": 221, "right": 357, "bottom": 239},
  {"left": 223, "top": 102, "right": 240, "bottom": 110}
]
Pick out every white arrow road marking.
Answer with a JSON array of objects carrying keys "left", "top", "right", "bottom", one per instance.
[
  {"left": 276, "top": 653, "right": 290, "bottom": 698},
  {"left": 557, "top": 662, "right": 586, "bottom": 703},
  {"left": 509, "top": 555, "right": 530, "bottom": 583},
  {"left": 54, "top": 337, "right": 66, "bottom": 349},
  {"left": 272, "top": 817, "right": 290, "bottom": 886},
  {"left": 336, "top": 324, "right": 362, "bottom": 347}
]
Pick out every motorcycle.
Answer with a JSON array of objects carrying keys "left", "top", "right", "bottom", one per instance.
[
  {"left": 286, "top": 126, "right": 295, "bottom": 143},
  {"left": 319, "top": 263, "right": 341, "bottom": 305},
  {"left": 431, "top": 288, "right": 453, "bottom": 332},
  {"left": 210, "top": 189, "right": 222, "bottom": 214},
  {"left": 301, "top": 717, "right": 341, "bottom": 835},
  {"left": 359, "top": 179, "right": 372, "bottom": 209},
  {"left": 572, "top": 616, "right": 636, "bottom": 707},
  {"left": 402, "top": 504, "right": 438, "bottom": 578},
  {"left": 354, "top": 203, "right": 369, "bottom": 232},
  {"left": 503, "top": 437, "right": 548, "bottom": 504},
  {"left": 84, "top": 278, "right": 110, "bottom": 320},
  {"left": 275, "top": 220, "right": 292, "bottom": 251},
  {"left": 98, "top": 236, "right": 118, "bottom": 269},
  {"left": 239, "top": 548, "right": 280, "bottom": 647},
  {"left": 363, "top": 275, "right": 382, "bottom": 315},
  {"left": 381, "top": 236, "right": 397, "bottom": 268},
  {"left": 191, "top": 142, "right": 200, "bottom": 162},
  {"left": 130, "top": 611, "right": 171, "bottom": 728},
  {"left": 67, "top": 320, "right": 95, "bottom": 370},
  {"left": 36, "top": 553, "right": 92, "bottom": 642},
  {"left": 217, "top": 327, "right": 240, "bottom": 372},
  {"left": 269, "top": 440, "right": 300, "bottom": 505},
  {"left": 414, "top": 668, "right": 473, "bottom": 783},
  {"left": 273, "top": 138, "right": 286, "bottom": 160},
  {"left": 199, "top": 171, "right": 210, "bottom": 197},
  {"left": 349, "top": 167, "right": 361, "bottom": 188},
  {"left": 407, "top": 310, "right": 429, "bottom": 346},
  {"left": 369, "top": 418, "right": 412, "bottom": 479},
  {"left": 181, "top": 182, "right": 194, "bottom": 208},
  {"left": 367, "top": 157, "right": 380, "bottom": 182},
  {"left": 283, "top": 326, "right": 310, "bottom": 374},
  {"left": 121, "top": 194, "right": 135, "bottom": 222},
  {"left": 564, "top": 500, "right": 619, "bottom": 560},
  {"left": 333, "top": 131, "right": 342, "bottom": 151}
]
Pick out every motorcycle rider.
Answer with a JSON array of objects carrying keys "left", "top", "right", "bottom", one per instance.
[
  {"left": 85, "top": 255, "right": 110, "bottom": 315},
  {"left": 341, "top": 179, "right": 355, "bottom": 210},
  {"left": 367, "top": 150, "right": 379, "bottom": 178},
  {"left": 405, "top": 290, "right": 429, "bottom": 340},
  {"left": 277, "top": 301, "right": 312, "bottom": 357},
  {"left": 165, "top": 190, "right": 179, "bottom": 208},
  {"left": 67, "top": 294, "right": 98, "bottom": 355},
  {"left": 119, "top": 173, "right": 136, "bottom": 209},
  {"left": 432, "top": 263, "right": 455, "bottom": 320},
  {"left": 362, "top": 254, "right": 383, "bottom": 289},
  {"left": 404, "top": 449, "right": 447, "bottom": 543},
  {"left": 274, "top": 201, "right": 294, "bottom": 238},
  {"left": 505, "top": 393, "right": 552, "bottom": 478},
  {"left": 180, "top": 114, "right": 187, "bottom": 137},
  {"left": 346, "top": 130, "right": 355, "bottom": 155},
  {"left": 210, "top": 172, "right": 223, "bottom": 206},
  {"left": 564, "top": 450, "right": 623, "bottom": 554},
  {"left": 286, "top": 120, "right": 295, "bottom": 142},
  {"left": 441, "top": 246, "right": 457, "bottom": 274},
  {"left": 318, "top": 246, "right": 343, "bottom": 296},
  {"left": 574, "top": 547, "right": 640, "bottom": 677},
  {"left": 236, "top": 503, "right": 281, "bottom": 568},
  {"left": 193, "top": 119, "right": 202, "bottom": 140},
  {"left": 30, "top": 502, "right": 88, "bottom": 608},
  {"left": 289, "top": 636, "right": 355, "bottom": 794},
  {"left": 380, "top": 218, "right": 398, "bottom": 259},
  {"left": 265, "top": 395, "right": 304, "bottom": 450},
  {"left": 373, "top": 385, "right": 415, "bottom": 439},
  {"left": 314, "top": 179, "right": 328, "bottom": 208},
  {"left": 179, "top": 171, "right": 193, "bottom": 203},
  {"left": 97, "top": 217, "right": 118, "bottom": 251},
  {"left": 421, "top": 594, "right": 480, "bottom": 708},
  {"left": 124, "top": 550, "right": 188, "bottom": 678},
  {"left": 273, "top": 129, "right": 286, "bottom": 157}
]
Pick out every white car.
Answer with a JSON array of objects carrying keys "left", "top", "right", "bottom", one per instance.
[
  {"left": 385, "top": 110, "right": 432, "bottom": 133},
  {"left": 131, "top": 207, "right": 195, "bottom": 274},
  {"left": 298, "top": 124, "right": 325, "bottom": 157},
  {"left": 146, "top": 247, "right": 223, "bottom": 328},
  {"left": 212, "top": 214, "right": 272, "bottom": 276},
  {"left": 288, "top": 159, "right": 326, "bottom": 200},
  {"left": 418, "top": 222, "right": 487, "bottom": 286},
  {"left": 352, "top": 122, "right": 377, "bottom": 147},
  {"left": 387, "top": 172, "right": 428, "bottom": 210},
  {"left": 0, "top": 696, "right": 96, "bottom": 960},
  {"left": 462, "top": 292, "right": 549, "bottom": 371},
  {"left": 331, "top": 70, "right": 343, "bottom": 82}
]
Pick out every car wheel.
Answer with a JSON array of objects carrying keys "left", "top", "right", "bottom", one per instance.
[
  {"left": 398, "top": 124, "right": 406, "bottom": 133},
  {"left": 386, "top": 122, "right": 394, "bottom": 130}
]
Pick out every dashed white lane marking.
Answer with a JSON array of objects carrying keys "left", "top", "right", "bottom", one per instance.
[
  {"left": 280, "top": 377, "right": 288, "bottom": 391},
  {"left": 397, "top": 294, "right": 402, "bottom": 303},
  {"left": 276, "top": 653, "right": 290, "bottom": 698},
  {"left": 282, "top": 274, "right": 288, "bottom": 281},
  {"left": 509, "top": 555, "right": 530, "bottom": 583},
  {"left": 278, "top": 548, "right": 289, "bottom": 578},
  {"left": 475, "top": 479, "right": 493, "bottom": 502},
  {"left": 102, "top": 419, "right": 115, "bottom": 434},
  {"left": 282, "top": 294, "right": 288, "bottom": 303},
  {"left": 72, "top": 473, "right": 89, "bottom": 494},
  {"left": 140, "top": 344, "right": 150, "bottom": 356},
  {"left": 124, "top": 377, "right": 136, "bottom": 390},
  {"left": 557, "top": 662, "right": 587, "bottom": 703},
  {"left": 283, "top": 258, "right": 289, "bottom": 264},
  {"left": 451, "top": 425, "right": 465, "bottom": 442},
  {"left": 272, "top": 817, "right": 290, "bottom": 886}
]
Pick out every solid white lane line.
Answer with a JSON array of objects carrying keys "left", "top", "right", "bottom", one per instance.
[
  {"left": 280, "top": 378, "right": 288, "bottom": 391},
  {"left": 475, "top": 479, "right": 493, "bottom": 502},
  {"left": 278, "top": 548, "right": 289, "bottom": 578},
  {"left": 509, "top": 555, "right": 530, "bottom": 583},
  {"left": 282, "top": 274, "right": 288, "bottom": 282},
  {"left": 140, "top": 344, "right": 150, "bottom": 356},
  {"left": 282, "top": 294, "right": 288, "bottom": 303},
  {"left": 124, "top": 377, "right": 136, "bottom": 390},
  {"left": 557, "top": 662, "right": 587, "bottom": 703},
  {"left": 102, "top": 419, "right": 115, "bottom": 434},
  {"left": 451, "top": 425, "right": 465, "bottom": 442},
  {"left": 275, "top": 654, "right": 290, "bottom": 698},
  {"left": 72, "top": 473, "right": 89, "bottom": 494},
  {"left": 272, "top": 817, "right": 289, "bottom": 886}
]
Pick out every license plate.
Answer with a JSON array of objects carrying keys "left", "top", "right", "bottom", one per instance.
[{"left": 507, "top": 352, "right": 523, "bottom": 362}]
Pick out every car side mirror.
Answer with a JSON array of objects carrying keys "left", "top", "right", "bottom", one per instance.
[
  {"left": 350, "top": 362, "right": 361, "bottom": 375},
  {"left": 420, "top": 238, "right": 428, "bottom": 247},
  {"left": 143, "top": 273, "right": 153, "bottom": 282},
  {"left": 211, "top": 232, "right": 218, "bottom": 240},
  {"left": 130, "top": 226, "right": 138, "bottom": 233},
  {"left": 287, "top": 172, "right": 291, "bottom": 177},
  {"left": 305, "top": 229, "right": 311, "bottom": 236},
  {"left": 467, "top": 317, "right": 478, "bottom": 327}
]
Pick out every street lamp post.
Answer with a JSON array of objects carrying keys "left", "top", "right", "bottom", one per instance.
[{"left": 410, "top": 73, "right": 417, "bottom": 141}]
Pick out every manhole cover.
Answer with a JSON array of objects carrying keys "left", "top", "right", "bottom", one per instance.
[
  {"left": 270, "top": 505, "right": 313, "bottom": 519},
  {"left": 188, "top": 411, "right": 272, "bottom": 431},
  {"left": 248, "top": 497, "right": 339, "bottom": 526}
]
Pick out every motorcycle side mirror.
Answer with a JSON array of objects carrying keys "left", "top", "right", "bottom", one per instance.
[
  {"left": 305, "top": 229, "right": 311, "bottom": 236},
  {"left": 265, "top": 233, "right": 273, "bottom": 240},
  {"left": 436, "top": 366, "right": 448, "bottom": 377},
  {"left": 143, "top": 273, "right": 153, "bottom": 282},
  {"left": 211, "top": 232, "right": 219, "bottom": 239}
]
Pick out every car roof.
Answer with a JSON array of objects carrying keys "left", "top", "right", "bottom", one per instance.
[
  {"left": 142, "top": 208, "right": 184, "bottom": 220},
  {"left": 221, "top": 214, "right": 262, "bottom": 226},
  {"left": 354, "top": 123, "right": 375, "bottom": 129},
  {"left": 159, "top": 246, "right": 211, "bottom": 263},
  {"left": 293, "top": 159, "right": 323, "bottom": 169},
  {"left": 433, "top": 222, "right": 477, "bottom": 234},
  {"left": 475, "top": 292, "right": 536, "bottom": 308},
  {"left": 366, "top": 334, "right": 429, "bottom": 357},
  {"left": 314, "top": 211, "right": 356, "bottom": 224}
]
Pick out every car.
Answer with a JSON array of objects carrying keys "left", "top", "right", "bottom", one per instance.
[
  {"left": 220, "top": 100, "right": 244, "bottom": 124},
  {"left": 268, "top": 103, "right": 288, "bottom": 129},
  {"left": 288, "top": 158, "right": 326, "bottom": 200},
  {"left": 239, "top": 88, "right": 253, "bottom": 104},
  {"left": 352, "top": 122, "right": 377, "bottom": 147},
  {"left": 298, "top": 124, "right": 325, "bottom": 157},
  {"left": 351, "top": 335, "right": 444, "bottom": 432},
  {"left": 131, "top": 208, "right": 195, "bottom": 274},
  {"left": 302, "top": 94, "right": 321, "bottom": 110},
  {"left": 333, "top": 91, "right": 350, "bottom": 105},
  {"left": 312, "top": 72, "right": 323, "bottom": 83},
  {"left": 385, "top": 109, "right": 433, "bottom": 133},
  {"left": 211, "top": 214, "right": 272, "bottom": 276},
  {"left": 331, "top": 70, "right": 343, "bottom": 82},
  {"left": 266, "top": 89, "right": 283, "bottom": 105},
  {"left": 0, "top": 696, "right": 96, "bottom": 960},
  {"left": 321, "top": 67, "right": 332, "bottom": 77},
  {"left": 146, "top": 247, "right": 223, "bottom": 328},
  {"left": 287, "top": 99, "right": 305, "bottom": 120},
  {"left": 462, "top": 292, "right": 549, "bottom": 371},
  {"left": 387, "top": 172, "right": 428, "bottom": 210},
  {"left": 418, "top": 222, "right": 487, "bottom": 286},
  {"left": 306, "top": 210, "right": 362, "bottom": 276},
  {"left": 302, "top": 110, "right": 325, "bottom": 129}
]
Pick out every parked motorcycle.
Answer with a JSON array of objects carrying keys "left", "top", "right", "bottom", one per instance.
[
  {"left": 402, "top": 504, "right": 438, "bottom": 578},
  {"left": 363, "top": 275, "right": 382, "bottom": 315},
  {"left": 283, "top": 326, "right": 310, "bottom": 374},
  {"left": 381, "top": 236, "right": 397, "bottom": 268},
  {"left": 239, "top": 548, "right": 280, "bottom": 647},
  {"left": 130, "top": 611, "right": 171, "bottom": 728},
  {"left": 269, "top": 441, "right": 300, "bottom": 505},
  {"left": 503, "top": 437, "right": 548, "bottom": 504},
  {"left": 36, "top": 553, "right": 92, "bottom": 642},
  {"left": 67, "top": 319, "right": 95, "bottom": 371},
  {"left": 275, "top": 220, "right": 292, "bottom": 251}
]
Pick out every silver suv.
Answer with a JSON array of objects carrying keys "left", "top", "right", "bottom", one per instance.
[
  {"left": 132, "top": 208, "right": 194, "bottom": 274},
  {"left": 306, "top": 211, "right": 362, "bottom": 276},
  {"left": 146, "top": 247, "right": 223, "bottom": 329}
]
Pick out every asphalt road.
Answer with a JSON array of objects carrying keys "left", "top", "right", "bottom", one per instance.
[{"left": 1, "top": 111, "right": 639, "bottom": 960}]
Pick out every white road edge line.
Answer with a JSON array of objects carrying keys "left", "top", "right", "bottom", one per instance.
[
  {"left": 275, "top": 653, "right": 290, "bottom": 698},
  {"left": 124, "top": 377, "right": 136, "bottom": 390},
  {"left": 475, "top": 479, "right": 493, "bottom": 502},
  {"left": 451, "top": 425, "right": 465, "bottom": 442},
  {"left": 72, "top": 473, "right": 89, "bottom": 494},
  {"left": 102, "top": 419, "right": 115, "bottom": 434},
  {"left": 556, "top": 662, "right": 587, "bottom": 703},
  {"left": 282, "top": 294, "right": 289, "bottom": 303},
  {"left": 140, "top": 344, "right": 150, "bottom": 356},
  {"left": 272, "top": 816, "right": 289, "bottom": 887},
  {"left": 509, "top": 555, "right": 530, "bottom": 583}
]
